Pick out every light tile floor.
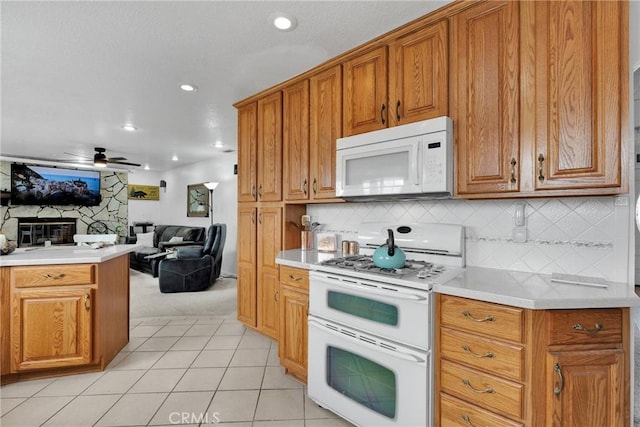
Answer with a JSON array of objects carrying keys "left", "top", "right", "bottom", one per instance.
[{"left": 0, "top": 315, "right": 354, "bottom": 427}]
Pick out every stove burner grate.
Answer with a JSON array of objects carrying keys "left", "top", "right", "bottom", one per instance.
[{"left": 320, "top": 255, "right": 442, "bottom": 278}]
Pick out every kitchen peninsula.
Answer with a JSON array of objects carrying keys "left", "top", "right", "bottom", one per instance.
[{"left": 0, "top": 245, "right": 136, "bottom": 384}]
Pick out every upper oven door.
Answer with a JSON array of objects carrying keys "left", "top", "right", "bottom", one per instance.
[
  {"left": 309, "top": 271, "right": 432, "bottom": 349},
  {"left": 336, "top": 135, "right": 422, "bottom": 197}
]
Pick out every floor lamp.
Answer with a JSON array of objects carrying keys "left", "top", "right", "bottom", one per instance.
[{"left": 203, "top": 182, "right": 219, "bottom": 226}]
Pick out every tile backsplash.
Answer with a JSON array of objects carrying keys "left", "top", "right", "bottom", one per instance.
[{"left": 307, "top": 196, "right": 629, "bottom": 282}]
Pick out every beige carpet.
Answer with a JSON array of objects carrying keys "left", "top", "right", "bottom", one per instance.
[{"left": 129, "top": 269, "right": 237, "bottom": 319}]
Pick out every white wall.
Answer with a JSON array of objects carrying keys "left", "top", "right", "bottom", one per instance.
[{"left": 128, "top": 152, "right": 238, "bottom": 276}]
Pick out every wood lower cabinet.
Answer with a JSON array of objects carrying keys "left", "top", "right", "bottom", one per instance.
[
  {"left": 256, "top": 206, "right": 282, "bottom": 339},
  {"left": 278, "top": 266, "right": 309, "bottom": 383},
  {"left": 436, "top": 294, "right": 630, "bottom": 427},
  {"left": 1, "top": 256, "right": 130, "bottom": 384},
  {"left": 237, "top": 205, "right": 257, "bottom": 327},
  {"left": 12, "top": 286, "right": 93, "bottom": 371}
]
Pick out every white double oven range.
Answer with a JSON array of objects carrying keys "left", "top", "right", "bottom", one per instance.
[{"left": 307, "top": 222, "right": 465, "bottom": 427}]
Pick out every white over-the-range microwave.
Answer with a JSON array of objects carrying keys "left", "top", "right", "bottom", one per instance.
[{"left": 335, "top": 116, "right": 453, "bottom": 200}]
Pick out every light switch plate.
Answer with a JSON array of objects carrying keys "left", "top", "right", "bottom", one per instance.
[{"left": 512, "top": 226, "right": 527, "bottom": 243}]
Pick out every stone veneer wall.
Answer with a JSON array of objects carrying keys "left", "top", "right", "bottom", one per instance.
[{"left": 0, "top": 160, "right": 128, "bottom": 242}]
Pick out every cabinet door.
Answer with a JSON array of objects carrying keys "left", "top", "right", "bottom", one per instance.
[
  {"left": 546, "top": 349, "right": 625, "bottom": 427},
  {"left": 11, "top": 287, "right": 93, "bottom": 371},
  {"left": 237, "top": 103, "right": 258, "bottom": 202},
  {"left": 237, "top": 206, "right": 257, "bottom": 327},
  {"left": 452, "top": 1, "right": 521, "bottom": 195},
  {"left": 533, "top": 1, "right": 626, "bottom": 191},
  {"left": 257, "top": 92, "right": 283, "bottom": 202},
  {"left": 278, "top": 284, "right": 308, "bottom": 382},
  {"left": 283, "top": 80, "right": 310, "bottom": 201},
  {"left": 343, "top": 47, "right": 388, "bottom": 136},
  {"left": 310, "top": 65, "right": 342, "bottom": 200},
  {"left": 257, "top": 206, "right": 281, "bottom": 339},
  {"left": 388, "top": 20, "right": 448, "bottom": 126}
]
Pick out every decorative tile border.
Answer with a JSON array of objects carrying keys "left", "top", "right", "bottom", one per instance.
[{"left": 465, "top": 235, "right": 613, "bottom": 249}]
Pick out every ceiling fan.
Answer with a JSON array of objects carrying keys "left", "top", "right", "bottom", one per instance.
[{"left": 63, "top": 147, "right": 142, "bottom": 168}]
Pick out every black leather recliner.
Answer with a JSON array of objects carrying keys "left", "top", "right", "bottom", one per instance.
[{"left": 158, "top": 223, "right": 226, "bottom": 293}]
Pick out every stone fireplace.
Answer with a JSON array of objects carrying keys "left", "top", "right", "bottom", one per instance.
[{"left": 17, "top": 217, "right": 77, "bottom": 247}]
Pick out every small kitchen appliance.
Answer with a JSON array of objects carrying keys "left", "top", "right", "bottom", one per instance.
[
  {"left": 335, "top": 116, "right": 453, "bottom": 199},
  {"left": 307, "top": 222, "right": 465, "bottom": 427}
]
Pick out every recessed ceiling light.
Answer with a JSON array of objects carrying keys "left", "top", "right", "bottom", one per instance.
[
  {"left": 122, "top": 124, "right": 137, "bottom": 132},
  {"left": 180, "top": 84, "right": 198, "bottom": 92},
  {"left": 214, "top": 141, "right": 223, "bottom": 148},
  {"left": 172, "top": 155, "right": 179, "bottom": 161},
  {"left": 144, "top": 164, "right": 150, "bottom": 170},
  {"left": 272, "top": 13, "right": 297, "bottom": 31}
]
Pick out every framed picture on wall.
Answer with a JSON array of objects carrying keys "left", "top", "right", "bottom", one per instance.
[
  {"left": 187, "top": 183, "right": 209, "bottom": 217},
  {"left": 128, "top": 185, "right": 160, "bottom": 200}
]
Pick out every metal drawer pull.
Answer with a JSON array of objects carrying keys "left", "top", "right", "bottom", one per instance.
[
  {"left": 84, "top": 293, "right": 91, "bottom": 311},
  {"left": 462, "top": 379, "right": 494, "bottom": 394},
  {"left": 381, "top": 103, "right": 386, "bottom": 125},
  {"left": 553, "top": 363, "right": 564, "bottom": 395},
  {"left": 461, "top": 415, "right": 475, "bottom": 427},
  {"left": 572, "top": 322, "right": 603, "bottom": 334},
  {"left": 43, "top": 273, "right": 66, "bottom": 280},
  {"left": 288, "top": 274, "right": 303, "bottom": 282},
  {"left": 510, "top": 158, "right": 517, "bottom": 183},
  {"left": 538, "top": 154, "right": 545, "bottom": 181},
  {"left": 462, "top": 311, "right": 495, "bottom": 322},
  {"left": 462, "top": 345, "right": 494, "bottom": 359}
]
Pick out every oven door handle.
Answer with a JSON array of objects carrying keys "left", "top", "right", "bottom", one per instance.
[
  {"left": 336, "top": 281, "right": 428, "bottom": 301},
  {"left": 309, "top": 318, "right": 427, "bottom": 364}
]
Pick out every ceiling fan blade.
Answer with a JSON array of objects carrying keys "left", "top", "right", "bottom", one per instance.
[
  {"left": 109, "top": 160, "right": 141, "bottom": 167},
  {"left": 105, "top": 157, "right": 127, "bottom": 161},
  {"left": 63, "top": 151, "right": 92, "bottom": 160}
]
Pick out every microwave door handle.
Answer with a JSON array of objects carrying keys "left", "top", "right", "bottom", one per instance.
[
  {"left": 336, "top": 280, "right": 427, "bottom": 301},
  {"left": 415, "top": 144, "right": 421, "bottom": 185},
  {"left": 308, "top": 318, "right": 426, "bottom": 364}
]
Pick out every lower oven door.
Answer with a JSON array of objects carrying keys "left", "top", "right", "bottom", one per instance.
[
  {"left": 308, "top": 316, "right": 430, "bottom": 427},
  {"left": 309, "top": 271, "right": 431, "bottom": 349}
]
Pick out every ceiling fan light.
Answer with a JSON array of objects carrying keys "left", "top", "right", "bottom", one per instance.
[{"left": 94, "top": 159, "right": 107, "bottom": 167}]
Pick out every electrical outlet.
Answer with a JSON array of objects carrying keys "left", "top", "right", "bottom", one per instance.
[
  {"left": 512, "top": 226, "right": 527, "bottom": 243},
  {"left": 514, "top": 203, "right": 526, "bottom": 226}
]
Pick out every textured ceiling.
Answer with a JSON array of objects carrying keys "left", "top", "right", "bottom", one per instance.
[{"left": 1, "top": 1, "right": 449, "bottom": 172}]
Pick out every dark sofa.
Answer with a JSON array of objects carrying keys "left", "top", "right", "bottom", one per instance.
[{"left": 129, "top": 225, "right": 206, "bottom": 276}]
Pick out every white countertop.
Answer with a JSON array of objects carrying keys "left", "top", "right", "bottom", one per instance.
[
  {"left": 276, "top": 249, "right": 640, "bottom": 310},
  {"left": 433, "top": 266, "right": 640, "bottom": 309},
  {"left": 0, "top": 244, "right": 138, "bottom": 267}
]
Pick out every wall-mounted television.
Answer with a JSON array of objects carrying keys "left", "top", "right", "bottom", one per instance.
[{"left": 10, "top": 163, "right": 102, "bottom": 206}]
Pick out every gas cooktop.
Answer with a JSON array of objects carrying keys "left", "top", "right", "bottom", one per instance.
[{"left": 319, "top": 255, "right": 447, "bottom": 279}]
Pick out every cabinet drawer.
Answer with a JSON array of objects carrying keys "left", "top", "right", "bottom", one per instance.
[
  {"left": 279, "top": 266, "right": 309, "bottom": 291},
  {"left": 440, "top": 359, "right": 524, "bottom": 419},
  {"left": 440, "top": 393, "right": 523, "bottom": 427},
  {"left": 440, "top": 327, "right": 524, "bottom": 381},
  {"left": 547, "top": 309, "right": 622, "bottom": 345},
  {"left": 440, "top": 295, "right": 524, "bottom": 343},
  {"left": 12, "top": 265, "right": 95, "bottom": 288}
]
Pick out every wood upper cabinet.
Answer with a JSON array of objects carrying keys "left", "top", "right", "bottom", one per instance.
[
  {"left": 532, "top": 0, "right": 626, "bottom": 192},
  {"left": 283, "top": 81, "right": 310, "bottom": 201},
  {"left": 452, "top": 0, "right": 521, "bottom": 195},
  {"left": 343, "top": 47, "right": 388, "bottom": 137},
  {"left": 237, "top": 103, "right": 258, "bottom": 202},
  {"left": 256, "top": 206, "right": 281, "bottom": 339},
  {"left": 257, "top": 92, "right": 283, "bottom": 202},
  {"left": 310, "top": 65, "right": 342, "bottom": 200},
  {"left": 237, "top": 205, "right": 257, "bottom": 327},
  {"left": 388, "top": 20, "right": 448, "bottom": 126}
]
